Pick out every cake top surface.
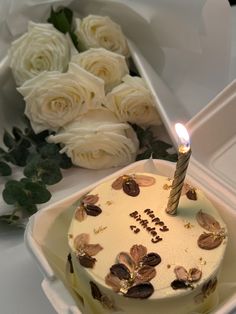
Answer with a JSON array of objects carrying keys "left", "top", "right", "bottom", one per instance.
[{"left": 68, "top": 172, "right": 227, "bottom": 299}]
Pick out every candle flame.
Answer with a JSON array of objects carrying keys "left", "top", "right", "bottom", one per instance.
[{"left": 175, "top": 123, "right": 190, "bottom": 151}]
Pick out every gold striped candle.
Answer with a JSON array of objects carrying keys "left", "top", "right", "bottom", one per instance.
[{"left": 166, "top": 123, "right": 191, "bottom": 215}]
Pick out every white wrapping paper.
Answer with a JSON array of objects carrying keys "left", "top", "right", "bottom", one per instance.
[{"left": 0, "top": 0, "right": 233, "bottom": 123}]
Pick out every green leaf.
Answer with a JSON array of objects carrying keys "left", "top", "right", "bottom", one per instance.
[
  {"left": 37, "top": 143, "right": 72, "bottom": 169},
  {"left": 151, "top": 140, "right": 172, "bottom": 152},
  {"left": 21, "top": 179, "right": 51, "bottom": 204},
  {"left": 38, "top": 159, "right": 63, "bottom": 185},
  {"left": 69, "top": 31, "right": 79, "bottom": 48},
  {"left": 47, "top": 6, "right": 80, "bottom": 51},
  {"left": 8, "top": 146, "right": 30, "bottom": 167},
  {"left": 3, "top": 130, "right": 15, "bottom": 149},
  {"left": 59, "top": 153, "right": 73, "bottom": 169},
  {"left": 2, "top": 180, "right": 27, "bottom": 205},
  {"left": 37, "top": 143, "right": 59, "bottom": 158},
  {"left": 24, "top": 157, "right": 62, "bottom": 185},
  {"left": 136, "top": 149, "right": 152, "bottom": 161},
  {"left": 49, "top": 10, "right": 71, "bottom": 33},
  {"left": 23, "top": 155, "right": 42, "bottom": 179},
  {"left": 131, "top": 124, "right": 155, "bottom": 148},
  {"left": 0, "top": 161, "right": 12, "bottom": 176}
]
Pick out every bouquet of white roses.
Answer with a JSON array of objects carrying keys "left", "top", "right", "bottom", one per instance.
[{"left": 0, "top": 6, "right": 177, "bottom": 226}]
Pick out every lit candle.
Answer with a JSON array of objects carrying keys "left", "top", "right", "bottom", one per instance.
[{"left": 166, "top": 123, "right": 191, "bottom": 215}]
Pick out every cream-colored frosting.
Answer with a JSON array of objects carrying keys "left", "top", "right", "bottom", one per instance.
[{"left": 68, "top": 173, "right": 227, "bottom": 314}]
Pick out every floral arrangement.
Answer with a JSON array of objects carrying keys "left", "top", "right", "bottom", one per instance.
[{"left": 0, "top": 7, "right": 177, "bottom": 226}]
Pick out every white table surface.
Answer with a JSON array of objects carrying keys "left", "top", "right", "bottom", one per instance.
[{"left": 0, "top": 5, "right": 235, "bottom": 314}]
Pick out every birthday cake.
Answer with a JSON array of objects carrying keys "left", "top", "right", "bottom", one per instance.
[{"left": 67, "top": 172, "right": 227, "bottom": 314}]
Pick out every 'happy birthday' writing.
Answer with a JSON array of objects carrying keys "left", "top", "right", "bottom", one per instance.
[{"left": 129, "top": 208, "right": 169, "bottom": 243}]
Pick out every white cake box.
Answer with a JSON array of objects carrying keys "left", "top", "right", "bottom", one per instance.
[
  {"left": 24, "top": 71, "right": 236, "bottom": 314},
  {"left": 20, "top": 13, "right": 235, "bottom": 314}
]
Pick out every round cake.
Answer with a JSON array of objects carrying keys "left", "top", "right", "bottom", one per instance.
[{"left": 67, "top": 172, "right": 227, "bottom": 314}]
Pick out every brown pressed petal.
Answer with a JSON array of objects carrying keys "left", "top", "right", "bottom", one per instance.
[
  {"left": 110, "top": 263, "right": 131, "bottom": 280},
  {"left": 135, "top": 265, "right": 156, "bottom": 283},
  {"left": 188, "top": 268, "right": 202, "bottom": 282},
  {"left": 111, "top": 176, "right": 124, "bottom": 190},
  {"left": 85, "top": 204, "right": 102, "bottom": 216},
  {"left": 100, "top": 295, "right": 115, "bottom": 310},
  {"left": 186, "top": 189, "right": 197, "bottom": 200},
  {"left": 125, "top": 282, "right": 154, "bottom": 299},
  {"left": 196, "top": 210, "right": 221, "bottom": 232},
  {"left": 90, "top": 281, "right": 102, "bottom": 301},
  {"left": 142, "top": 253, "right": 162, "bottom": 267},
  {"left": 171, "top": 280, "right": 190, "bottom": 290},
  {"left": 83, "top": 194, "right": 99, "bottom": 205},
  {"left": 83, "top": 243, "right": 103, "bottom": 256},
  {"left": 75, "top": 206, "right": 87, "bottom": 222},
  {"left": 116, "top": 252, "right": 135, "bottom": 272},
  {"left": 78, "top": 254, "right": 96, "bottom": 268},
  {"left": 174, "top": 266, "right": 188, "bottom": 282},
  {"left": 198, "top": 233, "right": 223, "bottom": 250},
  {"left": 105, "top": 273, "right": 122, "bottom": 292},
  {"left": 122, "top": 179, "right": 140, "bottom": 197},
  {"left": 134, "top": 175, "right": 156, "bottom": 187},
  {"left": 130, "top": 244, "right": 147, "bottom": 265},
  {"left": 74, "top": 233, "right": 90, "bottom": 250}
]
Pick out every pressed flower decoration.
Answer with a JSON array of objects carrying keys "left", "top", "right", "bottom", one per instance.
[
  {"left": 105, "top": 244, "right": 161, "bottom": 299},
  {"left": 194, "top": 277, "right": 218, "bottom": 304},
  {"left": 74, "top": 233, "right": 103, "bottom": 268},
  {"left": 111, "top": 174, "right": 156, "bottom": 197},
  {"left": 171, "top": 266, "right": 202, "bottom": 290},
  {"left": 196, "top": 210, "right": 226, "bottom": 250},
  {"left": 74, "top": 194, "right": 102, "bottom": 222}
]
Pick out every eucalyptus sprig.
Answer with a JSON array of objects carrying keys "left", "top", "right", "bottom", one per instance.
[
  {"left": 47, "top": 7, "right": 80, "bottom": 51},
  {"left": 131, "top": 124, "right": 178, "bottom": 162},
  {"left": 0, "top": 117, "right": 72, "bottom": 227}
]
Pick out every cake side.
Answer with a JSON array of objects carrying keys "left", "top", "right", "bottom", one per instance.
[{"left": 67, "top": 173, "right": 227, "bottom": 314}]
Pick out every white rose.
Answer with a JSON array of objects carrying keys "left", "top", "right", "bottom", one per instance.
[
  {"left": 8, "top": 22, "right": 71, "bottom": 86},
  {"left": 75, "top": 15, "right": 130, "bottom": 57},
  {"left": 17, "top": 63, "right": 105, "bottom": 133},
  {"left": 47, "top": 109, "right": 139, "bottom": 169},
  {"left": 105, "top": 75, "right": 162, "bottom": 127},
  {"left": 71, "top": 48, "right": 129, "bottom": 92}
]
